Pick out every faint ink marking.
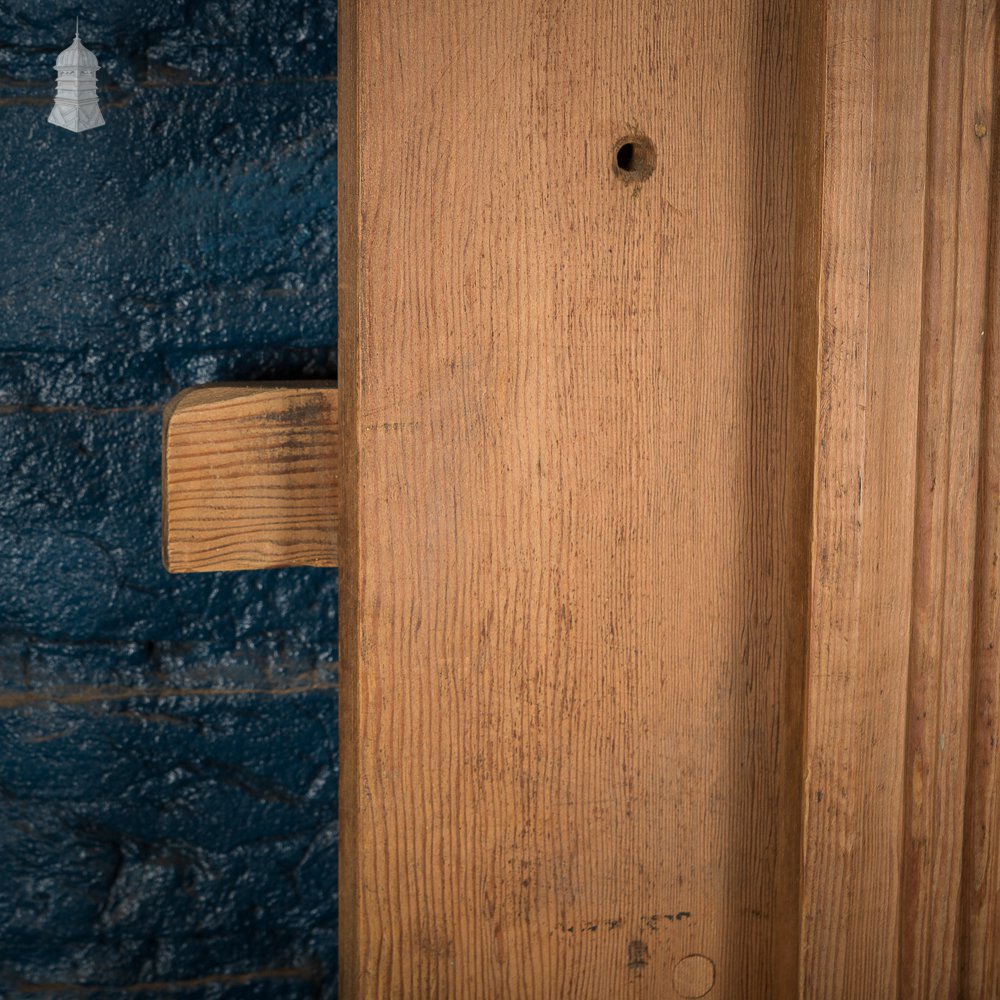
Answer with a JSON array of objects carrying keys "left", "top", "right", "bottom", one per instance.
[
  {"left": 560, "top": 911, "right": 691, "bottom": 934},
  {"left": 628, "top": 939, "right": 649, "bottom": 974},
  {"left": 642, "top": 911, "right": 692, "bottom": 931}
]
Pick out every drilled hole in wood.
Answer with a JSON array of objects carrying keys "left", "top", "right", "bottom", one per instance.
[
  {"left": 614, "top": 135, "right": 655, "bottom": 181},
  {"left": 617, "top": 142, "right": 636, "bottom": 169}
]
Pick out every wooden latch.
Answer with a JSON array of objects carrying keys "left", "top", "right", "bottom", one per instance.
[{"left": 162, "top": 383, "right": 338, "bottom": 573}]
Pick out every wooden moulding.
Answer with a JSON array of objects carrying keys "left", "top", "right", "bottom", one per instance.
[{"left": 161, "top": 383, "right": 338, "bottom": 573}]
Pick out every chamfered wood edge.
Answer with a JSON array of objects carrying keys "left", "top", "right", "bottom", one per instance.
[{"left": 161, "top": 382, "right": 339, "bottom": 574}]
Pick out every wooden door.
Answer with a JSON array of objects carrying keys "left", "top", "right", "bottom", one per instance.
[{"left": 337, "top": 2, "right": 1000, "bottom": 997}]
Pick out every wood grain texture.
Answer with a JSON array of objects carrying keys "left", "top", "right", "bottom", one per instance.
[
  {"left": 800, "top": 3, "right": 1000, "bottom": 998},
  {"left": 799, "top": 3, "right": 931, "bottom": 997},
  {"left": 902, "top": 2, "right": 996, "bottom": 997},
  {"left": 339, "top": 1, "right": 819, "bottom": 996},
  {"left": 963, "top": 3, "right": 1000, "bottom": 992},
  {"left": 162, "top": 384, "right": 338, "bottom": 572}
]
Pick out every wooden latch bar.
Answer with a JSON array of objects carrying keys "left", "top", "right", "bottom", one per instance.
[{"left": 162, "top": 383, "right": 338, "bottom": 573}]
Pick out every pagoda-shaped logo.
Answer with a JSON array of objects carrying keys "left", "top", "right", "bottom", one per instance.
[{"left": 49, "top": 21, "right": 105, "bottom": 133}]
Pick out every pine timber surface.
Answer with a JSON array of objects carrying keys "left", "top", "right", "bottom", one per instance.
[{"left": 340, "top": 1, "right": 816, "bottom": 996}]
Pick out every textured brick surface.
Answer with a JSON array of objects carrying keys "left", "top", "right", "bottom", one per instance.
[{"left": 0, "top": 2, "right": 339, "bottom": 995}]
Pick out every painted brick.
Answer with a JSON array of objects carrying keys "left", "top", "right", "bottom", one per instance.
[
  {"left": 0, "top": 693, "right": 337, "bottom": 995},
  {"left": 0, "top": 82, "right": 337, "bottom": 407},
  {"left": 0, "top": 411, "right": 338, "bottom": 679},
  {"left": 0, "top": 1, "right": 339, "bottom": 995}
]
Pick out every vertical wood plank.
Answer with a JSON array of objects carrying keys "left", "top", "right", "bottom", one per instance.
[
  {"left": 901, "top": 2, "right": 996, "bottom": 997},
  {"left": 339, "top": 1, "right": 820, "bottom": 996},
  {"left": 962, "top": 7, "right": 1000, "bottom": 992},
  {"left": 964, "top": 243, "right": 1000, "bottom": 999},
  {"left": 799, "top": 3, "right": 931, "bottom": 997}
]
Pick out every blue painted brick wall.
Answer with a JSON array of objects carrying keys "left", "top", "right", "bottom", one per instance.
[{"left": 0, "top": 3, "right": 339, "bottom": 996}]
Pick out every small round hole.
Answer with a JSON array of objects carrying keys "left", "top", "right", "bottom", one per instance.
[{"left": 614, "top": 135, "right": 656, "bottom": 182}]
